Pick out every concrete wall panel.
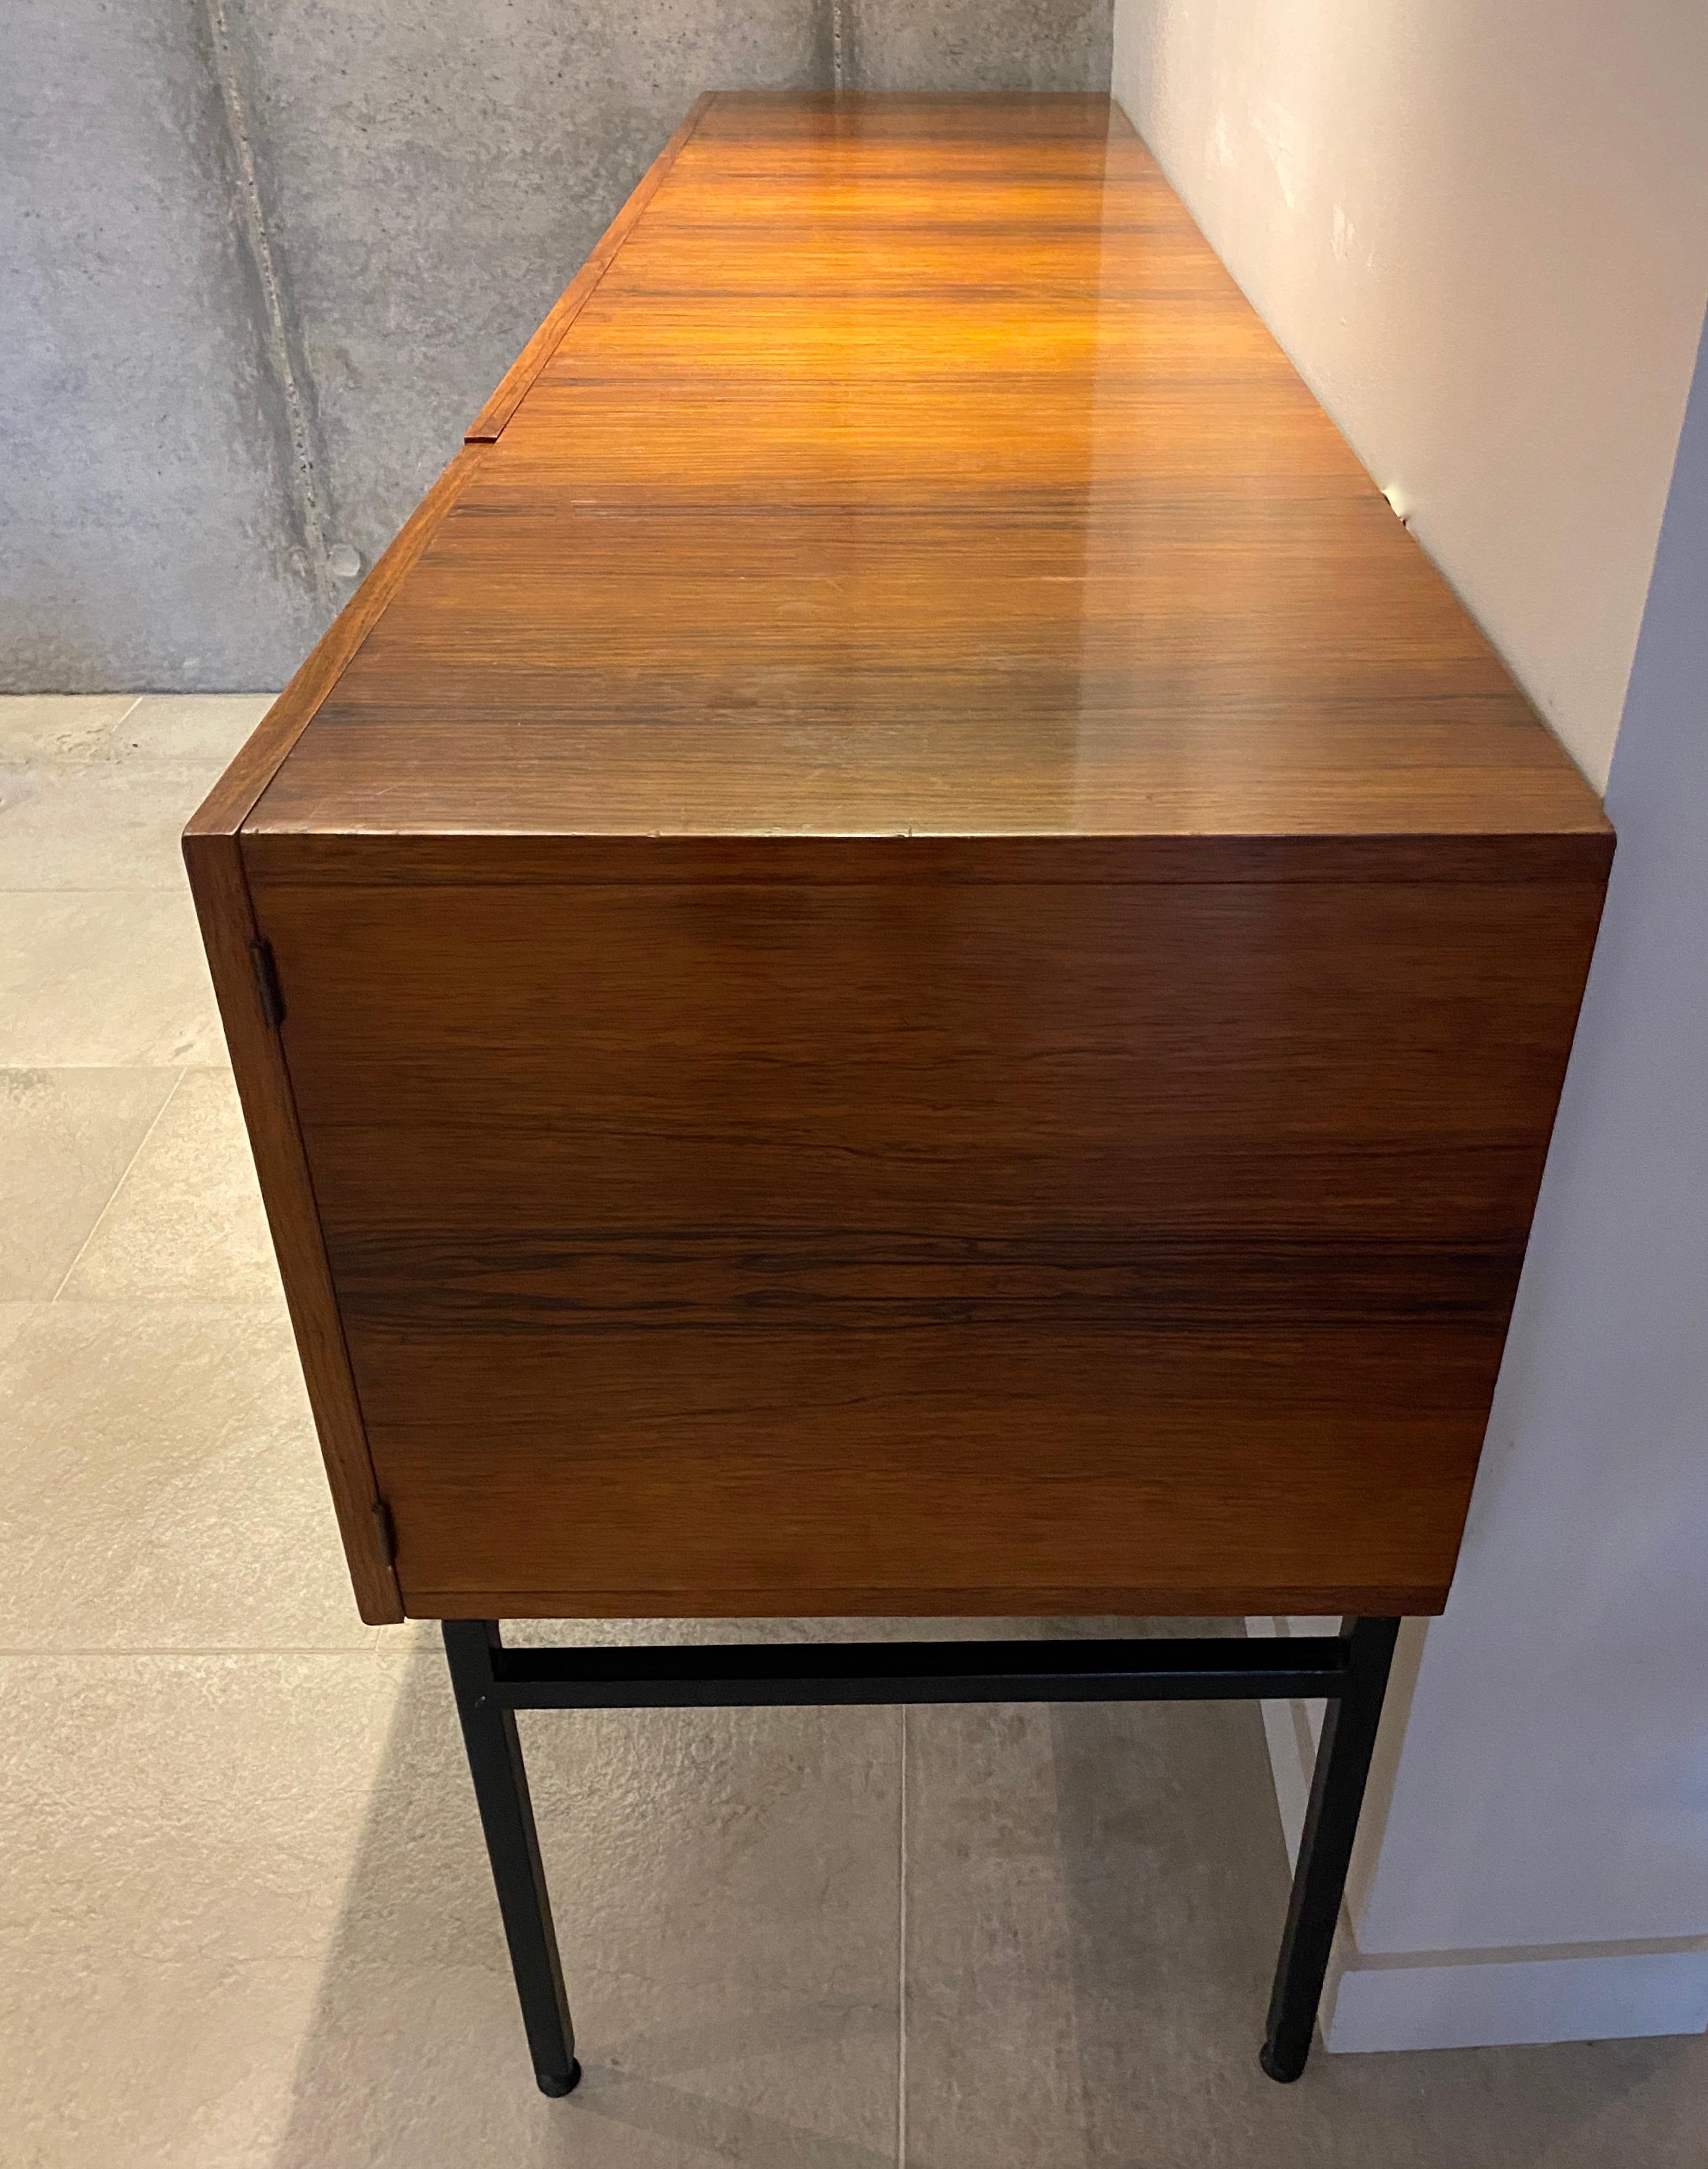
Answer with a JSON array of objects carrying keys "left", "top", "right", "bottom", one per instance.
[
  {"left": 227, "top": 0, "right": 825, "bottom": 609},
  {"left": 4, "top": 0, "right": 1115, "bottom": 690},
  {"left": 851, "top": 0, "right": 1113, "bottom": 94},
  {"left": 1, "top": 0, "right": 324, "bottom": 690}
]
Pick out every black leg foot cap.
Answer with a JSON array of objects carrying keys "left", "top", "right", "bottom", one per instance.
[
  {"left": 537, "top": 2059, "right": 582, "bottom": 2098},
  {"left": 1260, "top": 2041, "right": 1305, "bottom": 2083}
]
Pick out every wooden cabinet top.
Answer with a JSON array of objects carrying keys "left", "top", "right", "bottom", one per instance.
[
  {"left": 220, "top": 91, "right": 1607, "bottom": 879},
  {"left": 190, "top": 95, "right": 1612, "bottom": 1624}
]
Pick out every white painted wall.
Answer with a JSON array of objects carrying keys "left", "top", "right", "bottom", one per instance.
[
  {"left": 1112, "top": 0, "right": 1708, "bottom": 790},
  {"left": 1320, "top": 320, "right": 1708, "bottom": 2050},
  {"left": 1110, "top": 0, "right": 1708, "bottom": 2050}
]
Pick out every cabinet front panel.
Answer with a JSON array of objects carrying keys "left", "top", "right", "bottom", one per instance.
[{"left": 251, "top": 869, "right": 1602, "bottom": 1616}]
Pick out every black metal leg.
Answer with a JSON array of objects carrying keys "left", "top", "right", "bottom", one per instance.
[
  {"left": 443, "top": 1620, "right": 581, "bottom": 2097},
  {"left": 1260, "top": 1616, "right": 1400, "bottom": 2082},
  {"left": 436, "top": 1616, "right": 1406, "bottom": 2092}
]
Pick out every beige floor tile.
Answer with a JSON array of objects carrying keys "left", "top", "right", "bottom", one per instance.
[
  {"left": 0, "top": 890, "right": 226, "bottom": 1065},
  {"left": 6, "top": 1957, "right": 331, "bottom": 2169},
  {"left": 0, "top": 1068, "right": 177, "bottom": 1297},
  {"left": 272, "top": 1653, "right": 900, "bottom": 2168},
  {"left": 902, "top": 1673, "right": 1708, "bottom": 2168},
  {"left": 0, "top": 1300, "right": 38, "bottom": 1356},
  {"left": 0, "top": 1651, "right": 399, "bottom": 2169},
  {"left": 121, "top": 693, "right": 275, "bottom": 763},
  {"left": 0, "top": 759, "right": 225, "bottom": 888},
  {"left": 63, "top": 1067, "right": 280, "bottom": 1305},
  {"left": 0, "top": 1654, "right": 399, "bottom": 1964},
  {"left": 0, "top": 1303, "right": 372, "bottom": 1651},
  {"left": 271, "top": 1968, "right": 898, "bottom": 2169},
  {"left": 0, "top": 694, "right": 140, "bottom": 762},
  {"left": 2, "top": 1650, "right": 900, "bottom": 2169}
]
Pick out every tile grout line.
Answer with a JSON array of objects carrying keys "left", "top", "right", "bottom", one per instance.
[
  {"left": 47, "top": 1069, "right": 185, "bottom": 1301},
  {"left": 897, "top": 1700, "right": 908, "bottom": 2169}
]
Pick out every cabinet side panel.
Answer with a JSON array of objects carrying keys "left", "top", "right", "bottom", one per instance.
[
  {"left": 363, "top": 1323, "right": 1491, "bottom": 1617},
  {"left": 253, "top": 872, "right": 1605, "bottom": 1619},
  {"left": 183, "top": 833, "right": 403, "bottom": 1622}
]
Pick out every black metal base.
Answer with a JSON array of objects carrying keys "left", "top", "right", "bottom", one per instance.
[{"left": 443, "top": 1616, "right": 1400, "bottom": 2095}]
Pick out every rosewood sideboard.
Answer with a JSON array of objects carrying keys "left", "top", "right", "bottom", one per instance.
[{"left": 186, "top": 92, "right": 1610, "bottom": 2091}]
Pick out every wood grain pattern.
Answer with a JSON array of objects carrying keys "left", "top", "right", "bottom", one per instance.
[
  {"left": 248, "top": 867, "right": 1604, "bottom": 1617},
  {"left": 376, "top": 1315, "right": 1488, "bottom": 1620},
  {"left": 180, "top": 834, "right": 403, "bottom": 1622},
  {"left": 180, "top": 441, "right": 492, "bottom": 1628},
  {"left": 463, "top": 93, "right": 714, "bottom": 443},
  {"left": 197, "top": 94, "right": 1613, "bottom": 1621},
  {"left": 243, "top": 830, "right": 1612, "bottom": 889},
  {"left": 186, "top": 442, "right": 488, "bottom": 840},
  {"left": 249, "top": 102, "right": 1610, "bottom": 852}
]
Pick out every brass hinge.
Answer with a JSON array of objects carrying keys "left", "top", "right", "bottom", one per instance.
[
  {"left": 249, "top": 938, "right": 286, "bottom": 1030},
  {"left": 372, "top": 1497, "right": 398, "bottom": 1568}
]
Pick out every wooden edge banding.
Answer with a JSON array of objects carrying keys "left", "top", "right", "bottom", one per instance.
[
  {"left": 185, "top": 440, "right": 491, "bottom": 842},
  {"left": 179, "top": 372, "right": 496, "bottom": 1626},
  {"left": 463, "top": 91, "right": 718, "bottom": 444},
  {"left": 239, "top": 829, "right": 1616, "bottom": 890},
  {"left": 180, "top": 834, "right": 404, "bottom": 1623},
  {"left": 401, "top": 1585, "right": 1448, "bottom": 1621}
]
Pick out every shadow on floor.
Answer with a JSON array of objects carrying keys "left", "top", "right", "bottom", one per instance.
[
  {"left": 265, "top": 1622, "right": 1705, "bottom": 2167},
  {"left": 1049, "top": 1692, "right": 1703, "bottom": 2167},
  {"left": 268, "top": 1625, "right": 907, "bottom": 2168}
]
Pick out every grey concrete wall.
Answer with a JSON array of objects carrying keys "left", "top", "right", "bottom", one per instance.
[{"left": 2, "top": 0, "right": 1112, "bottom": 691}]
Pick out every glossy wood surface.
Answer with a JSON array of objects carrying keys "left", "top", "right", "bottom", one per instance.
[
  {"left": 181, "top": 443, "right": 498, "bottom": 1626},
  {"left": 463, "top": 94, "right": 713, "bottom": 443},
  {"left": 199, "top": 95, "right": 1611, "bottom": 1621},
  {"left": 247, "top": 866, "right": 1602, "bottom": 1616},
  {"left": 251, "top": 94, "right": 1606, "bottom": 857},
  {"left": 181, "top": 830, "right": 402, "bottom": 1622}
]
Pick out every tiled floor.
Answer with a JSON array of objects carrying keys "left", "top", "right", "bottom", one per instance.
[{"left": 3, "top": 694, "right": 1704, "bottom": 2165}]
